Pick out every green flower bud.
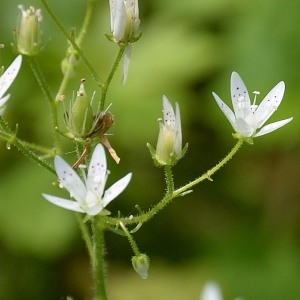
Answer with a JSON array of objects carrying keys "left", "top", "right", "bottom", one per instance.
[
  {"left": 16, "top": 5, "right": 42, "bottom": 56},
  {"left": 67, "top": 79, "right": 94, "bottom": 138},
  {"left": 131, "top": 254, "right": 149, "bottom": 279}
]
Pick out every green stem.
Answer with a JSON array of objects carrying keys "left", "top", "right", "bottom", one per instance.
[
  {"left": 0, "top": 118, "right": 56, "bottom": 174},
  {"left": 92, "top": 216, "right": 108, "bottom": 300},
  {"left": 100, "top": 44, "right": 126, "bottom": 110},
  {"left": 56, "top": 0, "right": 96, "bottom": 100},
  {"left": 105, "top": 139, "right": 245, "bottom": 227},
  {"left": 76, "top": 213, "right": 94, "bottom": 267},
  {"left": 40, "top": 0, "right": 102, "bottom": 85},
  {"left": 174, "top": 139, "right": 244, "bottom": 196},
  {"left": 164, "top": 165, "right": 174, "bottom": 194},
  {"left": 119, "top": 221, "right": 140, "bottom": 256},
  {"left": 26, "top": 56, "right": 61, "bottom": 153}
]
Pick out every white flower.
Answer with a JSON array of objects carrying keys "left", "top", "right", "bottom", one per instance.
[
  {"left": 42, "top": 144, "right": 132, "bottom": 216},
  {"left": 0, "top": 55, "right": 22, "bottom": 114},
  {"left": 155, "top": 95, "right": 182, "bottom": 165},
  {"left": 109, "top": 0, "right": 140, "bottom": 43},
  {"left": 109, "top": 0, "right": 140, "bottom": 84},
  {"left": 212, "top": 72, "right": 293, "bottom": 139},
  {"left": 200, "top": 282, "right": 223, "bottom": 300}
]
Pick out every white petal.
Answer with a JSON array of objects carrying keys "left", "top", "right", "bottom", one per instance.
[
  {"left": 87, "top": 144, "right": 107, "bottom": 199},
  {"left": 112, "top": 0, "right": 126, "bottom": 40},
  {"left": 103, "top": 173, "right": 132, "bottom": 207},
  {"left": 122, "top": 44, "right": 132, "bottom": 85},
  {"left": 254, "top": 117, "right": 293, "bottom": 137},
  {"left": 212, "top": 92, "right": 236, "bottom": 128},
  {"left": 42, "top": 194, "right": 85, "bottom": 213},
  {"left": 0, "top": 94, "right": 10, "bottom": 107},
  {"left": 254, "top": 81, "right": 285, "bottom": 128},
  {"left": 200, "top": 282, "right": 223, "bottom": 300},
  {"left": 174, "top": 102, "right": 182, "bottom": 155},
  {"left": 230, "top": 72, "right": 252, "bottom": 120},
  {"left": 85, "top": 204, "right": 103, "bottom": 216},
  {"left": 54, "top": 156, "right": 86, "bottom": 204},
  {"left": 235, "top": 117, "right": 255, "bottom": 137},
  {"left": 0, "top": 55, "right": 22, "bottom": 99},
  {"left": 162, "top": 95, "right": 176, "bottom": 129}
]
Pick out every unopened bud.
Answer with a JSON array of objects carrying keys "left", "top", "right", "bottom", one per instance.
[
  {"left": 16, "top": 5, "right": 42, "bottom": 56},
  {"left": 131, "top": 254, "right": 149, "bottom": 279}
]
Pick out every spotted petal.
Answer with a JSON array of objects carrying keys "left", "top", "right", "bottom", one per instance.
[
  {"left": 163, "top": 95, "right": 176, "bottom": 128},
  {"left": 103, "top": 173, "right": 132, "bottom": 207},
  {"left": 254, "top": 81, "right": 285, "bottom": 128},
  {"left": 87, "top": 143, "right": 107, "bottom": 199},
  {"left": 230, "top": 71, "right": 252, "bottom": 120},
  {"left": 54, "top": 156, "right": 86, "bottom": 204},
  {"left": 42, "top": 194, "right": 85, "bottom": 213},
  {"left": 0, "top": 55, "right": 22, "bottom": 100},
  {"left": 212, "top": 92, "right": 235, "bottom": 129}
]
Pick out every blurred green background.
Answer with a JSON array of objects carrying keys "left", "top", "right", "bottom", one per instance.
[{"left": 1, "top": 0, "right": 300, "bottom": 299}]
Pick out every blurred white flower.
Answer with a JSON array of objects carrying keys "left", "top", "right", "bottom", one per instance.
[
  {"left": 200, "top": 282, "right": 223, "bottom": 300},
  {"left": 0, "top": 55, "right": 22, "bottom": 114},
  {"left": 212, "top": 72, "right": 292, "bottom": 140},
  {"left": 43, "top": 144, "right": 132, "bottom": 216}
]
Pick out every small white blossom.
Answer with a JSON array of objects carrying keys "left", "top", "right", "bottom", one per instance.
[
  {"left": 200, "top": 282, "right": 223, "bottom": 300},
  {"left": 109, "top": 0, "right": 140, "bottom": 84},
  {"left": 212, "top": 72, "right": 293, "bottom": 139},
  {"left": 0, "top": 55, "right": 22, "bottom": 114},
  {"left": 43, "top": 144, "right": 132, "bottom": 216},
  {"left": 155, "top": 95, "right": 183, "bottom": 165}
]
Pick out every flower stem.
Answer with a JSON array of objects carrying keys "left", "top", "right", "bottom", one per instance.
[
  {"left": 0, "top": 117, "right": 56, "bottom": 174},
  {"left": 26, "top": 56, "right": 61, "bottom": 153},
  {"left": 92, "top": 216, "right": 108, "bottom": 300},
  {"left": 174, "top": 139, "right": 244, "bottom": 196},
  {"left": 56, "top": 0, "right": 97, "bottom": 100},
  {"left": 106, "top": 139, "right": 245, "bottom": 227},
  {"left": 76, "top": 213, "right": 94, "bottom": 267},
  {"left": 40, "top": 0, "right": 102, "bottom": 85},
  {"left": 119, "top": 221, "right": 140, "bottom": 256},
  {"left": 100, "top": 44, "right": 126, "bottom": 111},
  {"left": 164, "top": 165, "right": 174, "bottom": 194}
]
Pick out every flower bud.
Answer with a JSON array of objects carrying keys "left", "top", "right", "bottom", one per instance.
[
  {"left": 131, "top": 254, "right": 149, "bottom": 279},
  {"left": 109, "top": 0, "right": 140, "bottom": 44},
  {"left": 67, "top": 79, "right": 94, "bottom": 138},
  {"left": 16, "top": 5, "right": 42, "bottom": 56},
  {"left": 151, "top": 95, "right": 187, "bottom": 166}
]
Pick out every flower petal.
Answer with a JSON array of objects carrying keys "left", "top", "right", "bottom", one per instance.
[
  {"left": 54, "top": 156, "right": 86, "bottom": 204},
  {"left": 42, "top": 194, "right": 85, "bottom": 213},
  {"left": 0, "top": 94, "right": 10, "bottom": 107},
  {"left": 230, "top": 72, "right": 252, "bottom": 120},
  {"left": 174, "top": 102, "right": 182, "bottom": 155},
  {"left": 87, "top": 143, "right": 107, "bottom": 199},
  {"left": 254, "top": 117, "right": 293, "bottom": 137},
  {"left": 212, "top": 92, "right": 236, "bottom": 128},
  {"left": 103, "top": 173, "right": 132, "bottom": 207},
  {"left": 254, "top": 81, "right": 285, "bottom": 128},
  {"left": 0, "top": 55, "right": 22, "bottom": 99},
  {"left": 163, "top": 95, "right": 176, "bottom": 129},
  {"left": 122, "top": 44, "right": 132, "bottom": 85},
  {"left": 111, "top": 0, "right": 126, "bottom": 40}
]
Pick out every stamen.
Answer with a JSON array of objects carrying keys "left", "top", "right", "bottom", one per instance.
[{"left": 251, "top": 91, "right": 260, "bottom": 112}]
